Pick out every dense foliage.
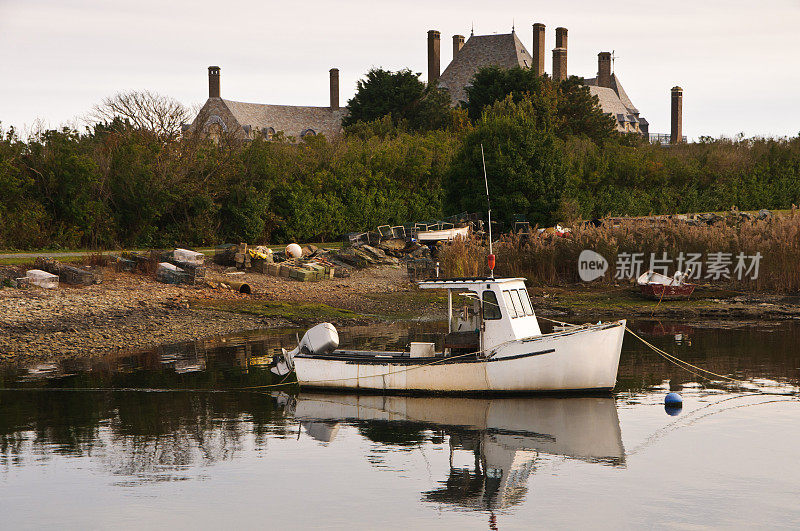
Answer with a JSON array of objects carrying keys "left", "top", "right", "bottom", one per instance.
[
  {"left": 464, "top": 67, "right": 616, "bottom": 144},
  {"left": 0, "top": 121, "right": 457, "bottom": 249},
  {"left": 3, "top": 65, "right": 800, "bottom": 251},
  {"left": 342, "top": 68, "right": 456, "bottom": 131},
  {"left": 446, "top": 97, "right": 567, "bottom": 227}
]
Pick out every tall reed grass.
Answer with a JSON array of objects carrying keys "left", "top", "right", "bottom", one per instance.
[{"left": 441, "top": 212, "right": 800, "bottom": 292}]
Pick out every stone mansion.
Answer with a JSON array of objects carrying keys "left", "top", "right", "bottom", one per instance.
[{"left": 187, "top": 24, "right": 683, "bottom": 143}]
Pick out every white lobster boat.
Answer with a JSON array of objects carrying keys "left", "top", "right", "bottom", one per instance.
[{"left": 272, "top": 277, "right": 626, "bottom": 394}]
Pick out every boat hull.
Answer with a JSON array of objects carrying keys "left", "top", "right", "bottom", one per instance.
[
  {"left": 293, "top": 320, "right": 626, "bottom": 394},
  {"left": 639, "top": 284, "right": 695, "bottom": 300},
  {"left": 416, "top": 226, "right": 470, "bottom": 242}
]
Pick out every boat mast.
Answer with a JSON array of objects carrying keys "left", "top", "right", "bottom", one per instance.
[
  {"left": 447, "top": 289, "right": 453, "bottom": 333},
  {"left": 481, "top": 144, "right": 494, "bottom": 278}
]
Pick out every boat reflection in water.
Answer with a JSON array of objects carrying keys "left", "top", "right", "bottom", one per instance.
[{"left": 282, "top": 394, "right": 625, "bottom": 511}]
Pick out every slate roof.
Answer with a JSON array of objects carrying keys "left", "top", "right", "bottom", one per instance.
[
  {"left": 584, "top": 73, "right": 638, "bottom": 114},
  {"left": 221, "top": 99, "right": 346, "bottom": 139},
  {"left": 438, "top": 32, "right": 534, "bottom": 105},
  {"left": 587, "top": 86, "right": 630, "bottom": 116}
]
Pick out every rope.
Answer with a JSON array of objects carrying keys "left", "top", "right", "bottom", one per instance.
[
  {"left": 536, "top": 314, "right": 751, "bottom": 387},
  {"left": 623, "top": 326, "right": 742, "bottom": 383},
  {"left": 651, "top": 282, "right": 668, "bottom": 314}
]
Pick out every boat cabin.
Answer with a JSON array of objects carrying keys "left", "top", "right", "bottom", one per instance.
[{"left": 418, "top": 277, "right": 542, "bottom": 355}]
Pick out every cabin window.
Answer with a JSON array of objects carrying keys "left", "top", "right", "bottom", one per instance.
[
  {"left": 518, "top": 289, "right": 534, "bottom": 315},
  {"left": 510, "top": 290, "right": 526, "bottom": 317},
  {"left": 502, "top": 290, "right": 520, "bottom": 318},
  {"left": 482, "top": 291, "right": 502, "bottom": 320}
]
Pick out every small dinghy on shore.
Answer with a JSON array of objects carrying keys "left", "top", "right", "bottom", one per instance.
[
  {"left": 637, "top": 270, "right": 695, "bottom": 300},
  {"left": 271, "top": 276, "right": 626, "bottom": 394}
]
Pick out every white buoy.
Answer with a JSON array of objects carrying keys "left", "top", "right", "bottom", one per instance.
[{"left": 286, "top": 243, "right": 302, "bottom": 258}]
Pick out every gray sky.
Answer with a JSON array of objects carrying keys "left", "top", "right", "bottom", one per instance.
[{"left": 1, "top": 0, "right": 799, "bottom": 139}]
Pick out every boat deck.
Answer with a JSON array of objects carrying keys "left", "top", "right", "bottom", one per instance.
[{"left": 296, "top": 349, "right": 484, "bottom": 365}]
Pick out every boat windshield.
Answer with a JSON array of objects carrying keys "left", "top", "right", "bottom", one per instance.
[
  {"left": 502, "top": 290, "right": 519, "bottom": 318},
  {"left": 519, "top": 289, "right": 534, "bottom": 315},
  {"left": 482, "top": 290, "right": 502, "bottom": 320}
]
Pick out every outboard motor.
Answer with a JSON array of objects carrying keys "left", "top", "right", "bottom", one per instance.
[{"left": 270, "top": 322, "right": 339, "bottom": 376}]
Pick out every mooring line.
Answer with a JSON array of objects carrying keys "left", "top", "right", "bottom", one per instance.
[{"left": 538, "top": 314, "right": 798, "bottom": 394}]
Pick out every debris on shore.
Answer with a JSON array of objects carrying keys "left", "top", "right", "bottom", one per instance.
[
  {"left": 33, "top": 257, "right": 102, "bottom": 286},
  {"left": 212, "top": 239, "right": 436, "bottom": 283}
]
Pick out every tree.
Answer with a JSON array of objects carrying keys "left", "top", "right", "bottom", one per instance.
[
  {"left": 88, "top": 90, "right": 193, "bottom": 141},
  {"left": 446, "top": 96, "right": 567, "bottom": 227},
  {"left": 464, "top": 67, "right": 615, "bottom": 143},
  {"left": 342, "top": 68, "right": 452, "bottom": 130},
  {"left": 555, "top": 77, "right": 617, "bottom": 144},
  {"left": 464, "top": 66, "right": 550, "bottom": 121}
]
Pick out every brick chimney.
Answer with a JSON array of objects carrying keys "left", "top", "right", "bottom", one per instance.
[
  {"left": 671, "top": 86, "right": 683, "bottom": 144},
  {"left": 555, "top": 27, "right": 568, "bottom": 50},
  {"left": 428, "top": 30, "right": 441, "bottom": 85},
  {"left": 552, "top": 48, "right": 567, "bottom": 82},
  {"left": 208, "top": 66, "right": 220, "bottom": 98},
  {"left": 453, "top": 35, "right": 465, "bottom": 59},
  {"left": 329, "top": 68, "right": 339, "bottom": 109},
  {"left": 598, "top": 52, "right": 612, "bottom": 88},
  {"left": 532, "top": 23, "right": 545, "bottom": 76}
]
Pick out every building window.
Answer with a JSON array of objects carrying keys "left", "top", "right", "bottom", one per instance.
[
  {"left": 203, "top": 115, "right": 228, "bottom": 133},
  {"left": 263, "top": 127, "right": 276, "bottom": 140},
  {"left": 301, "top": 129, "right": 316, "bottom": 138}
]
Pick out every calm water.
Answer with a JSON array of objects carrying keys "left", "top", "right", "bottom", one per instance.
[{"left": 1, "top": 321, "right": 798, "bottom": 529}]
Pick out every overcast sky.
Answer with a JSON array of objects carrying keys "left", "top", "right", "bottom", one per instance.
[{"left": 1, "top": 0, "right": 798, "bottom": 140}]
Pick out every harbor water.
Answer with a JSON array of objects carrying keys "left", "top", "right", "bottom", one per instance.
[{"left": 0, "top": 321, "right": 798, "bottom": 529}]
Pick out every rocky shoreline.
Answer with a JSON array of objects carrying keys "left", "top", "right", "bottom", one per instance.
[{"left": 0, "top": 265, "right": 411, "bottom": 362}]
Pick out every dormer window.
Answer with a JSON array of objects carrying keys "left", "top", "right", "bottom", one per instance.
[
  {"left": 263, "top": 127, "right": 276, "bottom": 140},
  {"left": 301, "top": 128, "right": 316, "bottom": 138}
]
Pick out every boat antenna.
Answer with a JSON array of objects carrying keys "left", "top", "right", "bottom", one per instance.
[{"left": 481, "top": 144, "right": 495, "bottom": 278}]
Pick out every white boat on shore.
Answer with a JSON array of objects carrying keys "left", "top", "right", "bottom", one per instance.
[
  {"left": 415, "top": 225, "right": 470, "bottom": 242},
  {"left": 272, "top": 276, "right": 626, "bottom": 394}
]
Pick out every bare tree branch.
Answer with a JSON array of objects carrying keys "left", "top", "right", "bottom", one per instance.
[{"left": 87, "top": 90, "right": 192, "bottom": 140}]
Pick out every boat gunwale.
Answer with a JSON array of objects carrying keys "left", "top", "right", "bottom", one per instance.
[{"left": 294, "top": 348, "right": 556, "bottom": 365}]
